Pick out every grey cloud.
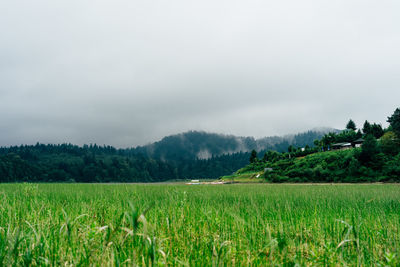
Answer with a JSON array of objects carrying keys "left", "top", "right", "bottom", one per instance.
[{"left": 1, "top": 0, "right": 399, "bottom": 147}]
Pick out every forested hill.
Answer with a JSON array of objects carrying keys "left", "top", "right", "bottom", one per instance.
[
  {"left": 0, "top": 129, "right": 336, "bottom": 182},
  {"left": 229, "top": 108, "right": 400, "bottom": 183},
  {"left": 0, "top": 144, "right": 177, "bottom": 182},
  {"left": 133, "top": 129, "right": 335, "bottom": 162}
]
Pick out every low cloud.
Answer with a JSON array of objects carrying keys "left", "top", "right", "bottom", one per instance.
[{"left": 0, "top": 0, "right": 399, "bottom": 147}]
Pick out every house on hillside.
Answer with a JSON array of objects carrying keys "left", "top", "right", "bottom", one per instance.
[
  {"left": 352, "top": 138, "right": 364, "bottom": 148},
  {"left": 331, "top": 142, "right": 353, "bottom": 150},
  {"left": 331, "top": 138, "right": 364, "bottom": 150}
]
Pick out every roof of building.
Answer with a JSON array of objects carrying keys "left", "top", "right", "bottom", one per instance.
[{"left": 332, "top": 142, "right": 352, "bottom": 147}]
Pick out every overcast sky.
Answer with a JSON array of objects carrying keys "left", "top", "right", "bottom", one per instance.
[{"left": 1, "top": 0, "right": 399, "bottom": 147}]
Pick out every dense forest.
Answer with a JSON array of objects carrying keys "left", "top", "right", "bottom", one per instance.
[
  {"left": 0, "top": 144, "right": 177, "bottom": 182},
  {"left": 240, "top": 108, "right": 400, "bottom": 182},
  {"left": 0, "top": 130, "right": 329, "bottom": 182}
]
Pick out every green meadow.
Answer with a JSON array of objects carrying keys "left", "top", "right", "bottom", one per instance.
[{"left": 1, "top": 183, "right": 399, "bottom": 266}]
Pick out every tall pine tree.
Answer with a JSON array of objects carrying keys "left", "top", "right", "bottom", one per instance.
[
  {"left": 387, "top": 108, "right": 400, "bottom": 137},
  {"left": 346, "top": 119, "right": 357, "bottom": 131}
]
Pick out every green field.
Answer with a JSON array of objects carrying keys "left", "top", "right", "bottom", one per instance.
[{"left": 1, "top": 184, "right": 400, "bottom": 266}]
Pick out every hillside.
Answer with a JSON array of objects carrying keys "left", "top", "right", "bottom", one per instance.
[
  {"left": 224, "top": 108, "right": 400, "bottom": 183},
  {"left": 227, "top": 148, "right": 400, "bottom": 183},
  {"left": 129, "top": 129, "right": 337, "bottom": 179},
  {"left": 133, "top": 129, "right": 336, "bottom": 162},
  {"left": 0, "top": 129, "right": 337, "bottom": 182}
]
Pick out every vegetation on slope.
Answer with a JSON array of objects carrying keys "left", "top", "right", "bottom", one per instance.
[
  {"left": 0, "top": 130, "right": 330, "bottom": 182},
  {"left": 232, "top": 108, "right": 400, "bottom": 183},
  {"left": 0, "top": 108, "right": 398, "bottom": 183}
]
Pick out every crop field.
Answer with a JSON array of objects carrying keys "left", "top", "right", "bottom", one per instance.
[{"left": 0, "top": 184, "right": 400, "bottom": 266}]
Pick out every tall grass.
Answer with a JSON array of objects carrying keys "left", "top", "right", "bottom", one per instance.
[{"left": 0, "top": 183, "right": 399, "bottom": 265}]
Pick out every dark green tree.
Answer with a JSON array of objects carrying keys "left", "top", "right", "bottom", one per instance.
[
  {"left": 387, "top": 108, "right": 400, "bottom": 136},
  {"left": 249, "top": 150, "right": 258, "bottom": 163},
  {"left": 321, "top": 133, "right": 337, "bottom": 148},
  {"left": 359, "top": 134, "right": 379, "bottom": 164},
  {"left": 362, "top": 120, "right": 372, "bottom": 135},
  {"left": 335, "top": 129, "right": 357, "bottom": 142},
  {"left": 356, "top": 129, "right": 363, "bottom": 139},
  {"left": 346, "top": 119, "right": 357, "bottom": 131},
  {"left": 380, "top": 131, "right": 399, "bottom": 155},
  {"left": 262, "top": 152, "right": 268, "bottom": 162},
  {"left": 287, "top": 145, "right": 295, "bottom": 153},
  {"left": 371, "top": 123, "right": 384, "bottom": 139}
]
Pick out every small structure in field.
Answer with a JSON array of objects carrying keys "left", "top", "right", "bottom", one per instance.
[
  {"left": 186, "top": 180, "right": 200, "bottom": 185},
  {"left": 210, "top": 181, "right": 226, "bottom": 185},
  {"left": 186, "top": 180, "right": 227, "bottom": 185}
]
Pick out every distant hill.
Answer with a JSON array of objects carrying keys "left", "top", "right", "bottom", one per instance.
[
  {"left": 128, "top": 128, "right": 340, "bottom": 179},
  {"left": 133, "top": 128, "right": 338, "bottom": 162},
  {"left": 0, "top": 128, "right": 341, "bottom": 182}
]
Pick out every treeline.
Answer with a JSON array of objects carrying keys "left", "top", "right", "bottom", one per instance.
[
  {"left": 0, "top": 129, "right": 328, "bottom": 183},
  {"left": 0, "top": 115, "right": 388, "bottom": 183},
  {"left": 0, "top": 144, "right": 177, "bottom": 182},
  {"left": 0, "top": 143, "right": 254, "bottom": 182},
  {"left": 241, "top": 108, "right": 400, "bottom": 182}
]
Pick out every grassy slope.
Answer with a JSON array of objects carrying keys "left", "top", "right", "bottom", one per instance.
[
  {"left": 221, "top": 171, "right": 265, "bottom": 183},
  {"left": 222, "top": 149, "right": 365, "bottom": 183}
]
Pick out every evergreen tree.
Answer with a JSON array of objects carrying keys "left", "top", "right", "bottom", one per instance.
[
  {"left": 359, "top": 134, "right": 379, "bottom": 164},
  {"left": 387, "top": 108, "right": 400, "bottom": 137},
  {"left": 262, "top": 152, "right": 268, "bottom": 162},
  {"left": 380, "top": 131, "right": 399, "bottom": 155},
  {"left": 356, "top": 130, "right": 363, "bottom": 139},
  {"left": 346, "top": 119, "right": 356, "bottom": 131},
  {"left": 321, "top": 133, "right": 337, "bottom": 147},
  {"left": 371, "top": 123, "right": 384, "bottom": 139},
  {"left": 249, "top": 150, "right": 258, "bottom": 163},
  {"left": 362, "top": 120, "right": 372, "bottom": 135}
]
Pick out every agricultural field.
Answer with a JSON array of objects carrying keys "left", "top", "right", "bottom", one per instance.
[{"left": 0, "top": 184, "right": 400, "bottom": 266}]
